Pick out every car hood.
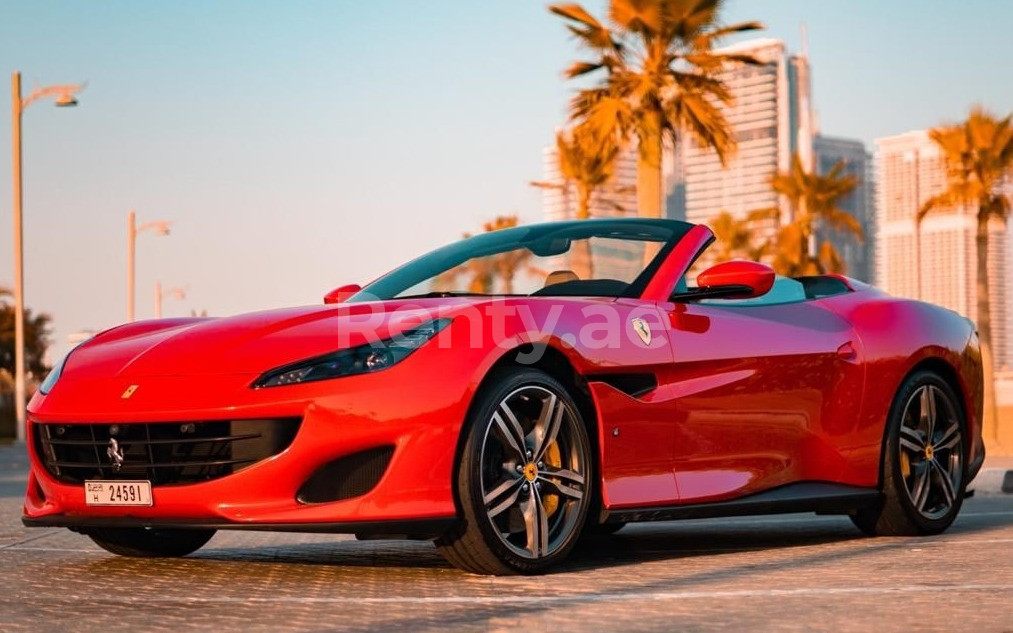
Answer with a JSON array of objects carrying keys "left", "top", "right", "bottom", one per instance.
[{"left": 63, "top": 299, "right": 475, "bottom": 380}]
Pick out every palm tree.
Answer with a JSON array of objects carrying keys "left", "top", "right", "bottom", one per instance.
[
  {"left": 766, "top": 154, "right": 862, "bottom": 276},
  {"left": 531, "top": 126, "right": 623, "bottom": 221},
  {"left": 709, "top": 209, "right": 778, "bottom": 263},
  {"left": 435, "top": 216, "right": 543, "bottom": 294},
  {"left": 919, "top": 107, "right": 1013, "bottom": 446},
  {"left": 0, "top": 302, "right": 52, "bottom": 388},
  {"left": 550, "top": 0, "right": 762, "bottom": 218},
  {"left": 531, "top": 126, "right": 626, "bottom": 278},
  {"left": 483, "top": 216, "right": 531, "bottom": 294}
]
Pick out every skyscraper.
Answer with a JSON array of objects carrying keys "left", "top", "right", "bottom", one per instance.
[
  {"left": 875, "top": 130, "right": 1011, "bottom": 369},
  {"left": 667, "top": 38, "right": 815, "bottom": 241},
  {"left": 814, "top": 134, "right": 874, "bottom": 282}
]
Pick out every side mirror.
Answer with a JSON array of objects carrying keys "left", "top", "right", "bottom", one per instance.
[
  {"left": 324, "top": 284, "right": 362, "bottom": 305},
  {"left": 695, "top": 261, "right": 775, "bottom": 299}
]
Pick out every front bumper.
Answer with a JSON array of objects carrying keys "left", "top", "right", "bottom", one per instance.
[
  {"left": 21, "top": 515, "right": 455, "bottom": 539},
  {"left": 22, "top": 362, "right": 470, "bottom": 531}
]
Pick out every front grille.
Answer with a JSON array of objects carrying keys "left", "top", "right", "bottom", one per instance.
[{"left": 34, "top": 419, "right": 300, "bottom": 486}]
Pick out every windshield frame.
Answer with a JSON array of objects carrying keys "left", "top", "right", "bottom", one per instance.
[{"left": 348, "top": 219, "right": 695, "bottom": 302}]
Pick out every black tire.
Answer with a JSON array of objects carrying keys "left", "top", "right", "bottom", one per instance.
[
  {"left": 851, "top": 370, "right": 966, "bottom": 536},
  {"left": 85, "top": 527, "right": 216, "bottom": 558},
  {"left": 436, "top": 368, "right": 593, "bottom": 575},
  {"left": 580, "top": 491, "right": 626, "bottom": 537}
]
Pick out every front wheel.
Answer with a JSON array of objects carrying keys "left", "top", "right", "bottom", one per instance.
[
  {"left": 851, "top": 370, "right": 966, "bottom": 536},
  {"left": 85, "top": 527, "right": 216, "bottom": 557},
  {"left": 436, "top": 368, "right": 593, "bottom": 575}
]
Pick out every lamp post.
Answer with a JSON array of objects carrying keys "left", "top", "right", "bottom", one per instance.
[
  {"left": 127, "top": 210, "right": 170, "bottom": 322},
  {"left": 154, "top": 281, "right": 186, "bottom": 319},
  {"left": 10, "top": 70, "right": 84, "bottom": 443}
]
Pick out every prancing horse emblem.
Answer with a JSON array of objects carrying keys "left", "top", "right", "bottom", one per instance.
[
  {"left": 107, "top": 438, "right": 125, "bottom": 473},
  {"left": 632, "top": 318, "right": 652, "bottom": 345}
]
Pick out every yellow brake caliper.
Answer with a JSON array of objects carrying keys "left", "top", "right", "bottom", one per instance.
[
  {"left": 900, "top": 449, "right": 911, "bottom": 478},
  {"left": 542, "top": 440, "right": 562, "bottom": 516}
]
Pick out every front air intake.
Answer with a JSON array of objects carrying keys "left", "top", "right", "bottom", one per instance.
[{"left": 297, "top": 446, "right": 395, "bottom": 504}]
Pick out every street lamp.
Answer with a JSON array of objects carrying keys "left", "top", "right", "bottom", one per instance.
[
  {"left": 154, "top": 281, "right": 186, "bottom": 319},
  {"left": 127, "top": 210, "right": 170, "bottom": 322},
  {"left": 10, "top": 70, "right": 84, "bottom": 443}
]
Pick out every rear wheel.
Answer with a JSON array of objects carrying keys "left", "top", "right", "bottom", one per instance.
[
  {"left": 436, "top": 368, "right": 593, "bottom": 575},
  {"left": 851, "top": 370, "right": 965, "bottom": 536},
  {"left": 85, "top": 527, "right": 216, "bottom": 557}
]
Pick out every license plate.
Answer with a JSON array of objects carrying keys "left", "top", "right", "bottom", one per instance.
[{"left": 85, "top": 480, "right": 153, "bottom": 507}]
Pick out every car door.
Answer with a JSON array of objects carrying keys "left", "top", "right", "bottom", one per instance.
[{"left": 656, "top": 297, "right": 865, "bottom": 503}]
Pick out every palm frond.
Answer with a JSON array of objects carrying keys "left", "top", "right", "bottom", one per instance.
[
  {"left": 821, "top": 208, "right": 864, "bottom": 240},
  {"left": 552, "top": 4, "right": 620, "bottom": 52},
  {"left": 550, "top": 3, "right": 605, "bottom": 30},
  {"left": 610, "top": 0, "right": 665, "bottom": 36},
  {"left": 564, "top": 61, "right": 605, "bottom": 78},
  {"left": 694, "top": 20, "right": 764, "bottom": 45}
]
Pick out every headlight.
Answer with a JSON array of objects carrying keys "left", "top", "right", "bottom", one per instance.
[
  {"left": 39, "top": 351, "right": 72, "bottom": 395},
  {"left": 253, "top": 318, "right": 452, "bottom": 388}
]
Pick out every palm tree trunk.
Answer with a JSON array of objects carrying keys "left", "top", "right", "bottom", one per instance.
[
  {"left": 636, "top": 115, "right": 663, "bottom": 219},
  {"left": 571, "top": 187, "right": 594, "bottom": 279},
  {"left": 975, "top": 214, "right": 999, "bottom": 447},
  {"left": 502, "top": 267, "right": 514, "bottom": 295},
  {"left": 576, "top": 185, "right": 591, "bottom": 221}
]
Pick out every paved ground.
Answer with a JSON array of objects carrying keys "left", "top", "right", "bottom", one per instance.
[{"left": 2, "top": 443, "right": 1012, "bottom": 632}]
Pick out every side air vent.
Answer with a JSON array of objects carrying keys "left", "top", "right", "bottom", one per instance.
[
  {"left": 297, "top": 446, "right": 395, "bottom": 504},
  {"left": 593, "top": 373, "right": 658, "bottom": 398}
]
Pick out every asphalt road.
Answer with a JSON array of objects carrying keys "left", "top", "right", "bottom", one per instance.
[{"left": 2, "top": 444, "right": 1012, "bottom": 632}]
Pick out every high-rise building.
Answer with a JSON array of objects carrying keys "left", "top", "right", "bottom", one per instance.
[
  {"left": 875, "top": 130, "right": 1011, "bottom": 369},
  {"left": 814, "top": 134, "right": 874, "bottom": 282},
  {"left": 667, "top": 38, "right": 815, "bottom": 240}
]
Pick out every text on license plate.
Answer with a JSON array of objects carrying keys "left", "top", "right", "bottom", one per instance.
[{"left": 85, "top": 480, "right": 153, "bottom": 506}]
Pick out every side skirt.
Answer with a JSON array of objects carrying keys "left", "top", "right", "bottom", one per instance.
[{"left": 607, "top": 482, "right": 882, "bottom": 523}]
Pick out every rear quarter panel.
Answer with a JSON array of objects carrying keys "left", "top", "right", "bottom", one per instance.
[{"left": 817, "top": 289, "right": 983, "bottom": 485}]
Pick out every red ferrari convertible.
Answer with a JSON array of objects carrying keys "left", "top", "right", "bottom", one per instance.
[{"left": 23, "top": 219, "right": 984, "bottom": 574}]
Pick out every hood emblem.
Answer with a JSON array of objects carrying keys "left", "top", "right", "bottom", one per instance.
[
  {"left": 121, "top": 385, "right": 138, "bottom": 399},
  {"left": 632, "top": 318, "right": 652, "bottom": 345},
  {"left": 107, "top": 438, "right": 125, "bottom": 473}
]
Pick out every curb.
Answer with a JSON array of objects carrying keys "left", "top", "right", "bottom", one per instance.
[{"left": 970, "top": 468, "right": 1013, "bottom": 495}]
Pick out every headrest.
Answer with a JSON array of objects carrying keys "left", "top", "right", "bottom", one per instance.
[{"left": 544, "top": 270, "right": 579, "bottom": 287}]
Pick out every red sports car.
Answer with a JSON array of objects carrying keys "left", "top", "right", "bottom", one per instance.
[{"left": 23, "top": 219, "right": 984, "bottom": 574}]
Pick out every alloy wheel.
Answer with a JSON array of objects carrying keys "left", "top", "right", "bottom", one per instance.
[
  {"left": 897, "top": 384, "right": 963, "bottom": 520},
  {"left": 479, "top": 385, "right": 589, "bottom": 560}
]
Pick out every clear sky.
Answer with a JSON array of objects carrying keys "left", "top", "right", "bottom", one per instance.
[{"left": 1, "top": 0, "right": 1012, "bottom": 360}]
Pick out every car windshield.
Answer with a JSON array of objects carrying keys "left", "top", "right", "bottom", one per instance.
[{"left": 350, "top": 219, "right": 693, "bottom": 301}]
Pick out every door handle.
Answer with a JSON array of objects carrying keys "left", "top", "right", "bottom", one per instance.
[{"left": 836, "top": 341, "right": 858, "bottom": 362}]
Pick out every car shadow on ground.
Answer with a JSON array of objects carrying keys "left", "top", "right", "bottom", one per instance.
[
  {"left": 61, "top": 509, "right": 1010, "bottom": 582},
  {"left": 101, "top": 515, "right": 879, "bottom": 572},
  {"left": 58, "top": 517, "right": 1006, "bottom": 633}
]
